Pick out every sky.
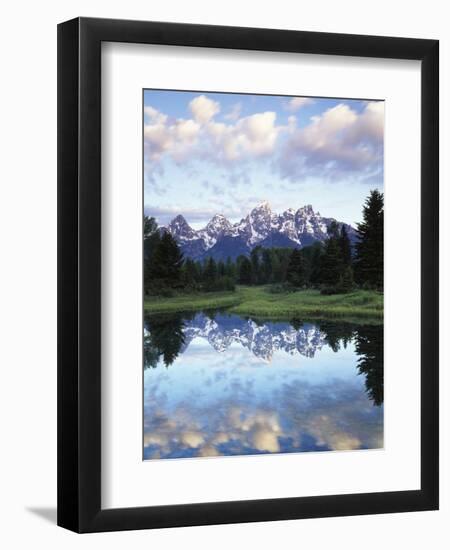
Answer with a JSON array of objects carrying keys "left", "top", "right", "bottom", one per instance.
[
  {"left": 143, "top": 89, "right": 384, "bottom": 229},
  {"left": 144, "top": 326, "right": 383, "bottom": 459}
]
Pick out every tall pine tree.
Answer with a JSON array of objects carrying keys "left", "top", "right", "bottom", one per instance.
[
  {"left": 250, "top": 246, "right": 261, "bottom": 285},
  {"left": 143, "top": 216, "right": 161, "bottom": 294},
  {"left": 150, "top": 231, "right": 184, "bottom": 289},
  {"left": 320, "top": 237, "right": 342, "bottom": 286},
  {"left": 286, "top": 249, "right": 306, "bottom": 287},
  {"left": 261, "top": 248, "right": 273, "bottom": 283},
  {"left": 238, "top": 257, "right": 253, "bottom": 284},
  {"left": 203, "top": 257, "right": 218, "bottom": 289},
  {"left": 339, "top": 225, "right": 352, "bottom": 267},
  {"left": 354, "top": 190, "right": 384, "bottom": 289}
]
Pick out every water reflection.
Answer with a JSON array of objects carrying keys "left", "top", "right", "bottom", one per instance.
[{"left": 144, "top": 312, "right": 383, "bottom": 460}]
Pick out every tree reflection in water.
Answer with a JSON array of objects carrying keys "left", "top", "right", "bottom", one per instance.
[
  {"left": 144, "top": 312, "right": 383, "bottom": 406},
  {"left": 144, "top": 314, "right": 187, "bottom": 369}
]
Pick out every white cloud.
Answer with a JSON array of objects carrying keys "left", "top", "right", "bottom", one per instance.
[
  {"left": 206, "top": 111, "right": 281, "bottom": 161},
  {"left": 144, "top": 97, "right": 282, "bottom": 165},
  {"left": 144, "top": 107, "right": 200, "bottom": 162},
  {"left": 286, "top": 97, "right": 314, "bottom": 111},
  {"left": 143, "top": 97, "right": 384, "bottom": 184},
  {"left": 180, "top": 430, "right": 205, "bottom": 448},
  {"left": 189, "top": 94, "right": 220, "bottom": 124},
  {"left": 279, "top": 101, "right": 384, "bottom": 179},
  {"left": 144, "top": 105, "right": 168, "bottom": 124}
]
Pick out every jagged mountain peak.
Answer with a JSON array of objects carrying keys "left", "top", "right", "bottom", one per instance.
[
  {"left": 250, "top": 201, "right": 272, "bottom": 216},
  {"left": 253, "top": 200, "right": 271, "bottom": 210},
  {"left": 171, "top": 213, "right": 188, "bottom": 223},
  {"left": 166, "top": 214, "right": 197, "bottom": 242},
  {"left": 163, "top": 201, "right": 356, "bottom": 261},
  {"left": 283, "top": 207, "right": 296, "bottom": 216},
  {"left": 207, "top": 213, "right": 230, "bottom": 226},
  {"left": 202, "top": 213, "right": 232, "bottom": 248},
  {"left": 181, "top": 313, "right": 328, "bottom": 361},
  {"left": 296, "top": 204, "right": 315, "bottom": 215}
]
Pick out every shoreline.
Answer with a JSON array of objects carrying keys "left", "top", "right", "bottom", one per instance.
[{"left": 144, "top": 286, "right": 383, "bottom": 324}]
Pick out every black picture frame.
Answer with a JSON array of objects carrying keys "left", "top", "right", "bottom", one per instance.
[{"left": 57, "top": 17, "right": 439, "bottom": 533}]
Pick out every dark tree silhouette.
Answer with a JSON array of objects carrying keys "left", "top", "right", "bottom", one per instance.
[
  {"left": 203, "top": 257, "right": 218, "bottom": 289},
  {"left": 320, "top": 236, "right": 342, "bottom": 286},
  {"left": 318, "top": 321, "right": 355, "bottom": 353},
  {"left": 354, "top": 190, "right": 384, "bottom": 289},
  {"left": 250, "top": 246, "right": 262, "bottom": 284},
  {"left": 217, "top": 260, "right": 226, "bottom": 277},
  {"left": 354, "top": 324, "right": 384, "bottom": 406},
  {"left": 339, "top": 225, "right": 352, "bottom": 267},
  {"left": 286, "top": 249, "right": 306, "bottom": 287},
  {"left": 143, "top": 216, "right": 161, "bottom": 294},
  {"left": 225, "top": 257, "right": 236, "bottom": 279},
  {"left": 151, "top": 231, "right": 184, "bottom": 288},
  {"left": 182, "top": 258, "right": 199, "bottom": 287},
  {"left": 144, "top": 215, "right": 158, "bottom": 239},
  {"left": 261, "top": 248, "right": 273, "bottom": 283},
  {"left": 339, "top": 265, "right": 355, "bottom": 293},
  {"left": 144, "top": 315, "right": 186, "bottom": 367},
  {"left": 238, "top": 257, "right": 253, "bottom": 284}
]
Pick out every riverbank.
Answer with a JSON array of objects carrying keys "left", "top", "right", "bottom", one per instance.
[{"left": 144, "top": 286, "right": 383, "bottom": 323}]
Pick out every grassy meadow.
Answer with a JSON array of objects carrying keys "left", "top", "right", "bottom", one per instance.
[{"left": 144, "top": 285, "right": 383, "bottom": 323}]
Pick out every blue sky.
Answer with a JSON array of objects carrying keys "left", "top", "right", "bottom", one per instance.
[
  {"left": 144, "top": 321, "right": 383, "bottom": 459},
  {"left": 143, "top": 90, "right": 384, "bottom": 228}
]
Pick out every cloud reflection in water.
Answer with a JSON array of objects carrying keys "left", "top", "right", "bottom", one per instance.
[{"left": 144, "top": 313, "right": 383, "bottom": 460}]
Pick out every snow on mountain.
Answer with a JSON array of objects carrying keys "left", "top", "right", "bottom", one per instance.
[
  {"left": 162, "top": 201, "right": 356, "bottom": 261},
  {"left": 166, "top": 214, "right": 197, "bottom": 242},
  {"left": 181, "top": 313, "right": 328, "bottom": 361},
  {"left": 197, "top": 213, "right": 233, "bottom": 249}
]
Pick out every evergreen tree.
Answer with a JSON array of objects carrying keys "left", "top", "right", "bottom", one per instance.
[
  {"left": 286, "top": 249, "right": 306, "bottom": 287},
  {"left": 217, "top": 260, "right": 226, "bottom": 277},
  {"left": 143, "top": 216, "right": 161, "bottom": 294},
  {"left": 339, "top": 266, "right": 355, "bottom": 293},
  {"left": 320, "top": 236, "right": 342, "bottom": 286},
  {"left": 339, "top": 225, "right": 352, "bottom": 267},
  {"left": 354, "top": 324, "right": 384, "bottom": 406},
  {"left": 195, "top": 261, "right": 203, "bottom": 282},
  {"left": 145, "top": 315, "right": 186, "bottom": 368},
  {"left": 182, "top": 258, "right": 198, "bottom": 288},
  {"left": 278, "top": 249, "right": 291, "bottom": 282},
  {"left": 309, "top": 242, "right": 324, "bottom": 287},
  {"left": 150, "top": 231, "right": 184, "bottom": 288},
  {"left": 354, "top": 190, "right": 384, "bottom": 289},
  {"left": 144, "top": 215, "right": 158, "bottom": 239},
  {"left": 271, "top": 250, "right": 285, "bottom": 282},
  {"left": 203, "top": 257, "right": 218, "bottom": 289},
  {"left": 238, "top": 257, "right": 253, "bottom": 284},
  {"left": 250, "top": 246, "right": 261, "bottom": 284},
  {"left": 261, "top": 248, "right": 273, "bottom": 283},
  {"left": 225, "top": 257, "right": 236, "bottom": 280}
]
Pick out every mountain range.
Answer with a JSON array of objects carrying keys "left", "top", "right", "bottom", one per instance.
[
  {"left": 162, "top": 201, "right": 357, "bottom": 261},
  {"left": 180, "top": 313, "right": 328, "bottom": 361}
]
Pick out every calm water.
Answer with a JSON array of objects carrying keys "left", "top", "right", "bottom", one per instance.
[{"left": 143, "top": 312, "right": 383, "bottom": 460}]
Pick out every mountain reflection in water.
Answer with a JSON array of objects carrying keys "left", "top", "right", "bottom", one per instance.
[{"left": 144, "top": 312, "right": 383, "bottom": 460}]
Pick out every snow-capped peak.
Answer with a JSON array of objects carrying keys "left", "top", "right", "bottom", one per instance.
[
  {"left": 179, "top": 313, "right": 328, "bottom": 360},
  {"left": 252, "top": 200, "right": 272, "bottom": 213},
  {"left": 162, "top": 201, "right": 356, "bottom": 259},
  {"left": 170, "top": 214, "right": 189, "bottom": 226}
]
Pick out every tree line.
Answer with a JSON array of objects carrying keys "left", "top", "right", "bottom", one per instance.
[
  {"left": 144, "top": 313, "right": 383, "bottom": 406},
  {"left": 144, "top": 189, "right": 383, "bottom": 296}
]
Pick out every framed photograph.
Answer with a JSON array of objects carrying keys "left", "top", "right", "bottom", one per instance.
[{"left": 57, "top": 17, "right": 439, "bottom": 533}]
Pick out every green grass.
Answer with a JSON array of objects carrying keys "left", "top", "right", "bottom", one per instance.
[
  {"left": 144, "top": 291, "right": 242, "bottom": 314},
  {"left": 144, "top": 285, "right": 383, "bottom": 323},
  {"left": 228, "top": 286, "right": 383, "bottom": 323}
]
